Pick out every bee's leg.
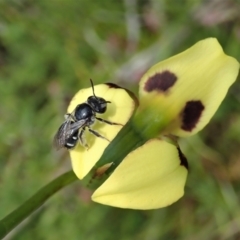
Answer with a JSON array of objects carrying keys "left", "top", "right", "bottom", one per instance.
[
  {"left": 64, "top": 113, "right": 71, "bottom": 120},
  {"left": 95, "top": 117, "right": 123, "bottom": 126},
  {"left": 64, "top": 112, "right": 76, "bottom": 121},
  {"left": 88, "top": 127, "right": 110, "bottom": 142},
  {"left": 78, "top": 127, "right": 89, "bottom": 149}
]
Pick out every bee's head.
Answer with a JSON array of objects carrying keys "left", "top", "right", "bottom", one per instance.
[
  {"left": 87, "top": 79, "right": 111, "bottom": 113},
  {"left": 87, "top": 96, "right": 110, "bottom": 113}
]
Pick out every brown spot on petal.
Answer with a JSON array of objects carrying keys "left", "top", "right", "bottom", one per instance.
[
  {"left": 144, "top": 71, "right": 177, "bottom": 92},
  {"left": 94, "top": 163, "right": 113, "bottom": 177},
  {"left": 181, "top": 101, "right": 205, "bottom": 131},
  {"left": 106, "top": 83, "right": 122, "bottom": 89},
  {"left": 106, "top": 82, "right": 139, "bottom": 108},
  {"left": 177, "top": 147, "right": 188, "bottom": 169}
]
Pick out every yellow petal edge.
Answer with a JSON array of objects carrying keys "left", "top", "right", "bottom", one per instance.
[
  {"left": 92, "top": 139, "right": 188, "bottom": 210},
  {"left": 68, "top": 84, "right": 135, "bottom": 179},
  {"left": 139, "top": 38, "right": 239, "bottom": 137}
]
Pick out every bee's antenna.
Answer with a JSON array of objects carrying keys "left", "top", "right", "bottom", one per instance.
[
  {"left": 89, "top": 78, "right": 111, "bottom": 103},
  {"left": 90, "top": 79, "right": 97, "bottom": 97}
]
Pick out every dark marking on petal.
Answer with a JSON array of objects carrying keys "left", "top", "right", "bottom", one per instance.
[
  {"left": 177, "top": 147, "right": 188, "bottom": 169},
  {"left": 144, "top": 70, "right": 177, "bottom": 92},
  {"left": 106, "top": 83, "right": 122, "bottom": 89},
  {"left": 106, "top": 82, "right": 139, "bottom": 108},
  {"left": 181, "top": 100, "right": 205, "bottom": 131}
]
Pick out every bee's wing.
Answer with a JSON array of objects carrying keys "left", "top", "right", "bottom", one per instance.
[
  {"left": 53, "top": 119, "right": 87, "bottom": 150},
  {"left": 68, "top": 120, "right": 87, "bottom": 133},
  {"left": 53, "top": 120, "right": 72, "bottom": 150}
]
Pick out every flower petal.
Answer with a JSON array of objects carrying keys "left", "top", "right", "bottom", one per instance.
[
  {"left": 68, "top": 83, "right": 136, "bottom": 179},
  {"left": 92, "top": 139, "right": 188, "bottom": 209},
  {"left": 138, "top": 38, "right": 239, "bottom": 137}
]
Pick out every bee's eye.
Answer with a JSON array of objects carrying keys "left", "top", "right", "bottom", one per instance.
[{"left": 87, "top": 96, "right": 108, "bottom": 113}]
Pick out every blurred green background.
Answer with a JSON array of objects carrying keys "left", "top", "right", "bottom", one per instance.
[{"left": 1, "top": 0, "right": 240, "bottom": 239}]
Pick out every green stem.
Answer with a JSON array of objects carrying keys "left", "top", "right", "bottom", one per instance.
[
  {"left": 82, "top": 119, "right": 148, "bottom": 189},
  {"left": 82, "top": 105, "right": 169, "bottom": 189},
  {"left": 0, "top": 170, "right": 78, "bottom": 239}
]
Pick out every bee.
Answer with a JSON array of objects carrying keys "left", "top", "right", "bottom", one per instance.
[{"left": 54, "top": 79, "right": 121, "bottom": 150}]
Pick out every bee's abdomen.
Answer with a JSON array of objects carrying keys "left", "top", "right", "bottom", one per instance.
[{"left": 65, "top": 130, "right": 79, "bottom": 149}]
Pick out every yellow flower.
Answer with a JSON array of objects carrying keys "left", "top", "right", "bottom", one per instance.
[
  {"left": 67, "top": 83, "right": 137, "bottom": 179},
  {"left": 68, "top": 38, "right": 239, "bottom": 210},
  {"left": 92, "top": 139, "right": 188, "bottom": 209},
  {"left": 133, "top": 38, "right": 239, "bottom": 139}
]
